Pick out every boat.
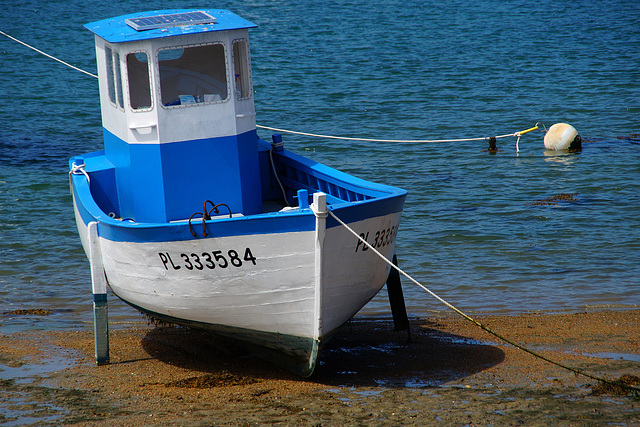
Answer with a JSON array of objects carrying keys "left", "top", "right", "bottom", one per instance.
[{"left": 69, "top": 9, "right": 407, "bottom": 377}]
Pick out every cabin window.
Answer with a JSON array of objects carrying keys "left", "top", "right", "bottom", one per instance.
[
  {"left": 104, "top": 45, "right": 124, "bottom": 110},
  {"left": 126, "top": 52, "right": 152, "bottom": 110},
  {"left": 105, "top": 46, "right": 116, "bottom": 105},
  {"left": 158, "top": 43, "right": 228, "bottom": 107},
  {"left": 232, "top": 40, "right": 252, "bottom": 100},
  {"left": 114, "top": 52, "right": 124, "bottom": 108}
]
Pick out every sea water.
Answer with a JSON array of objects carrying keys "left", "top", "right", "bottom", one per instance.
[{"left": 1, "top": 0, "right": 639, "bottom": 333}]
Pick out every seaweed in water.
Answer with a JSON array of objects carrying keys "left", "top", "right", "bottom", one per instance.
[
  {"left": 2, "top": 309, "right": 53, "bottom": 316},
  {"left": 525, "top": 193, "right": 578, "bottom": 206}
]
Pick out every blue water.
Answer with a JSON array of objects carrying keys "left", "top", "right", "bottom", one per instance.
[{"left": 1, "top": 0, "right": 639, "bottom": 333}]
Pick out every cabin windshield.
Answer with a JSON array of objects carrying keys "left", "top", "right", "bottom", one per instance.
[{"left": 158, "top": 43, "right": 228, "bottom": 107}]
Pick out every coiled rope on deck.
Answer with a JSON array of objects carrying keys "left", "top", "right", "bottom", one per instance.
[
  {"left": 69, "top": 161, "right": 90, "bottom": 184},
  {"left": 328, "top": 210, "right": 640, "bottom": 396},
  {"left": 1, "top": 30, "right": 539, "bottom": 148}
]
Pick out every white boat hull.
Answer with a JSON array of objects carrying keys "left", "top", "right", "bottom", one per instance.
[
  {"left": 74, "top": 198, "right": 402, "bottom": 375},
  {"left": 71, "top": 132, "right": 406, "bottom": 376}
]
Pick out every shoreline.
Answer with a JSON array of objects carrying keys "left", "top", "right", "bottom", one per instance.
[{"left": 1, "top": 309, "right": 639, "bottom": 425}]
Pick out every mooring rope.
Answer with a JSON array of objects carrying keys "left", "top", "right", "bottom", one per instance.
[
  {"left": 257, "top": 124, "right": 541, "bottom": 145},
  {"left": 69, "top": 162, "right": 90, "bottom": 184},
  {"left": 328, "top": 210, "right": 640, "bottom": 396},
  {"left": 0, "top": 30, "right": 99, "bottom": 79},
  {"left": 1, "top": 29, "right": 539, "bottom": 147}
]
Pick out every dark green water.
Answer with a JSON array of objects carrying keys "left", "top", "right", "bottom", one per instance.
[{"left": 1, "top": 0, "right": 639, "bottom": 332}]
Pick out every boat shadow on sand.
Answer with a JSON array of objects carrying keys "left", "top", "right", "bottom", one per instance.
[{"left": 139, "top": 317, "right": 505, "bottom": 388}]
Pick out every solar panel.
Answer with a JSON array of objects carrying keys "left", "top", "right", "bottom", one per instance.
[{"left": 125, "top": 11, "right": 217, "bottom": 31}]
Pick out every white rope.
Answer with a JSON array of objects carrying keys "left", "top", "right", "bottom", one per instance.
[
  {"left": 1, "top": 29, "right": 539, "bottom": 147},
  {"left": 257, "top": 124, "right": 518, "bottom": 144},
  {"left": 0, "top": 30, "right": 98, "bottom": 79},
  {"left": 70, "top": 162, "right": 90, "bottom": 185},
  {"left": 327, "top": 210, "right": 471, "bottom": 320},
  {"left": 327, "top": 209, "right": 640, "bottom": 394}
]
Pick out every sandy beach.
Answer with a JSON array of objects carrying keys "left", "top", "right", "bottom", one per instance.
[{"left": 1, "top": 309, "right": 638, "bottom": 425}]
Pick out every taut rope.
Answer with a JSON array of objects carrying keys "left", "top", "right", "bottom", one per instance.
[
  {"left": 328, "top": 210, "right": 640, "bottom": 396},
  {"left": 0, "top": 30, "right": 98, "bottom": 79},
  {"left": 1, "top": 29, "right": 540, "bottom": 148}
]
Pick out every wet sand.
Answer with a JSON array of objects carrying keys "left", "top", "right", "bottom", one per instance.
[{"left": 1, "top": 309, "right": 639, "bottom": 425}]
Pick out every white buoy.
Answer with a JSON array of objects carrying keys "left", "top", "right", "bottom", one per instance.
[{"left": 543, "top": 123, "right": 582, "bottom": 150}]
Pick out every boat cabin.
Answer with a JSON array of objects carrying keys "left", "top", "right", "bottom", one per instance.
[{"left": 84, "top": 10, "right": 261, "bottom": 223}]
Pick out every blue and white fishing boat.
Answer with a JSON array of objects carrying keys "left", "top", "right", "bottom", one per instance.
[{"left": 70, "top": 9, "right": 407, "bottom": 376}]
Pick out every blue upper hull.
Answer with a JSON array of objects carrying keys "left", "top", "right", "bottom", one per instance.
[{"left": 70, "top": 138, "right": 407, "bottom": 244}]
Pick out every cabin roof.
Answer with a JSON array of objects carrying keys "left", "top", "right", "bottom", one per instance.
[{"left": 84, "top": 9, "right": 257, "bottom": 43}]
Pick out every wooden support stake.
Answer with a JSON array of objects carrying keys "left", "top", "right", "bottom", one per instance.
[
  {"left": 88, "top": 221, "right": 109, "bottom": 365},
  {"left": 386, "top": 254, "right": 410, "bottom": 340}
]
